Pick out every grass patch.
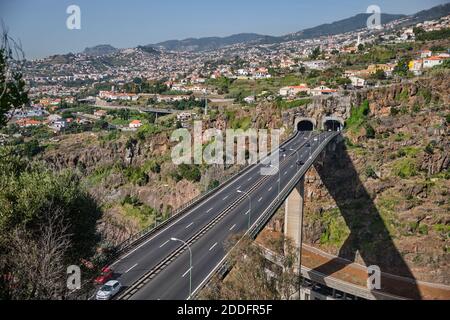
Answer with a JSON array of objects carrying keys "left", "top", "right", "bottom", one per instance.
[
  {"left": 313, "top": 209, "right": 350, "bottom": 247},
  {"left": 345, "top": 100, "right": 370, "bottom": 132},
  {"left": 392, "top": 158, "right": 418, "bottom": 179}
]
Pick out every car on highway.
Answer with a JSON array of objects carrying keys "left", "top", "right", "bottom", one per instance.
[
  {"left": 96, "top": 280, "right": 122, "bottom": 300},
  {"left": 297, "top": 160, "right": 305, "bottom": 166},
  {"left": 305, "top": 142, "right": 311, "bottom": 147},
  {"left": 94, "top": 266, "right": 113, "bottom": 285},
  {"left": 279, "top": 147, "right": 286, "bottom": 152}
]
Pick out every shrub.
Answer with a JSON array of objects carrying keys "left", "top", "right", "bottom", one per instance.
[
  {"left": 393, "top": 158, "right": 417, "bottom": 179},
  {"left": 365, "top": 124, "right": 376, "bottom": 139},
  {"left": 346, "top": 100, "right": 370, "bottom": 130}
]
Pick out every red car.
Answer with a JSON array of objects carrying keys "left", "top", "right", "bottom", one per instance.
[{"left": 94, "top": 267, "right": 113, "bottom": 285}]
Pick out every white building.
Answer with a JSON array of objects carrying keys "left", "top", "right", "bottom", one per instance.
[
  {"left": 279, "top": 85, "right": 311, "bottom": 97},
  {"left": 129, "top": 120, "right": 143, "bottom": 129},
  {"left": 244, "top": 96, "right": 256, "bottom": 104},
  {"left": 349, "top": 76, "right": 366, "bottom": 88},
  {"left": 423, "top": 56, "right": 446, "bottom": 69}
]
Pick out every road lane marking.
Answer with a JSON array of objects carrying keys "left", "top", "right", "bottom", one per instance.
[
  {"left": 209, "top": 243, "right": 218, "bottom": 251},
  {"left": 268, "top": 187, "right": 273, "bottom": 191},
  {"left": 109, "top": 132, "right": 307, "bottom": 267},
  {"left": 125, "top": 263, "right": 138, "bottom": 274},
  {"left": 222, "top": 195, "right": 229, "bottom": 200},
  {"left": 182, "top": 267, "right": 193, "bottom": 278},
  {"left": 284, "top": 171, "right": 287, "bottom": 175},
  {"left": 206, "top": 207, "right": 213, "bottom": 213},
  {"left": 247, "top": 177, "right": 252, "bottom": 181},
  {"left": 258, "top": 197, "right": 263, "bottom": 202},
  {"left": 186, "top": 222, "right": 194, "bottom": 229},
  {"left": 236, "top": 185, "right": 242, "bottom": 190},
  {"left": 159, "top": 240, "right": 170, "bottom": 248},
  {"left": 229, "top": 224, "right": 236, "bottom": 231}
]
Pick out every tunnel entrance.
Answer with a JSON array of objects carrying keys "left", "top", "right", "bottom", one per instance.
[
  {"left": 324, "top": 120, "right": 343, "bottom": 132},
  {"left": 297, "top": 120, "right": 314, "bottom": 132}
]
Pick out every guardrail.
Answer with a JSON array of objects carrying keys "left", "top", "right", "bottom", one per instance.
[
  {"left": 69, "top": 131, "right": 302, "bottom": 300},
  {"left": 116, "top": 132, "right": 313, "bottom": 300},
  {"left": 191, "top": 132, "right": 339, "bottom": 299},
  {"left": 109, "top": 130, "right": 301, "bottom": 262}
]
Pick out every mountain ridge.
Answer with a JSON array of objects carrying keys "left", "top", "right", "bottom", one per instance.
[{"left": 75, "top": 3, "right": 450, "bottom": 55}]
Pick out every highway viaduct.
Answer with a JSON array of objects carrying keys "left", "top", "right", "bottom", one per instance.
[{"left": 76, "top": 114, "right": 431, "bottom": 300}]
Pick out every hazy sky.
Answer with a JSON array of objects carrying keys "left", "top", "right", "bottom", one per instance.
[{"left": 0, "top": 0, "right": 447, "bottom": 59}]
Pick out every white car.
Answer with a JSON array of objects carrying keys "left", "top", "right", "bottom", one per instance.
[{"left": 96, "top": 280, "right": 122, "bottom": 300}]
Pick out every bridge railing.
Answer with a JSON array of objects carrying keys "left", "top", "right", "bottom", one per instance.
[
  {"left": 191, "top": 132, "right": 340, "bottom": 299},
  {"left": 69, "top": 131, "right": 303, "bottom": 299},
  {"left": 108, "top": 130, "right": 301, "bottom": 261}
]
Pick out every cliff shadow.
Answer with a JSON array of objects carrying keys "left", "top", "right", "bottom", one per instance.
[{"left": 311, "top": 140, "right": 422, "bottom": 299}]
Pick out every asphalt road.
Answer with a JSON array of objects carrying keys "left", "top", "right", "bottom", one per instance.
[{"left": 109, "top": 131, "right": 335, "bottom": 300}]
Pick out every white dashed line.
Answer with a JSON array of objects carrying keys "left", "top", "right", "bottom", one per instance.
[
  {"left": 186, "top": 222, "right": 194, "bottom": 229},
  {"left": 206, "top": 208, "right": 213, "bottom": 213},
  {"left": 209, "top": 243, "right": 218, "bottom": 251},
  {"left": 125, "top": 263, "right": 138, "bottom": 274},
  {"left": 160, "top": 240, "right": 170, "bottom": 248},
  {"left": 268, "top": 187, "right": 273, "bottom": 192},
  {"left": 223, "top": 195, "right": 229, "bottom": 200},
  {"left": 182, "top": 267, "right": 193, "bottom": 278},
  {"left": 229, "top": 224, "right": 236, "bottom": 231},
  {"left": 258, "top": 197, "right": 263, "bottom": 202}
]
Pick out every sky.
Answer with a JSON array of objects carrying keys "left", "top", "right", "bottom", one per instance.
[{"left": 0, "top": 0, "right": 448, "bottom": 59}]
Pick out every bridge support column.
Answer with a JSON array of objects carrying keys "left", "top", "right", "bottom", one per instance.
[{"left": 284, "top": 178, "right": 305, "bottom": 249}]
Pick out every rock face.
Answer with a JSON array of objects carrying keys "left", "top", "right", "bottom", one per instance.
[
  {"left": 270, "top": 74, "right": 450, "bottom": 285},
  {"left": 39, "top": 73, "right": 449, "bottom": 282},
  {"left": 282, "top": 75, "right": 449, "bottom": 133}
]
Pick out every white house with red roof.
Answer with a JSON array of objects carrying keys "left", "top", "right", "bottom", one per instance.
[
  {"left": 129, "top": 120, "right": 143, "bottom": 129},
  {"left": 423, "top": 56, "right": 447, "bottom": 69},
  {"left": 279, "top": 85, "right": 310, "bottom": 97}
]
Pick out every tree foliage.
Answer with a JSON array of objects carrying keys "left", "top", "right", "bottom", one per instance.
[
  {"left": 0, "top": 148, "right": 102, "bottom": 299},
  {"left": 0, "top": 34, "right": 29, "bottom": 128}
]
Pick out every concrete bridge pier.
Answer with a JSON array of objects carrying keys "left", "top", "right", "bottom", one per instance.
[{"left": 284, "top": 178, "right": 305, "bottom": 249}]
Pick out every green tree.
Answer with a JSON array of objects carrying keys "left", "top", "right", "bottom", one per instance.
[
  {"left": 0, "top": 45, "right": 29, "bottom": 128},
  {"left": 0, "top": 148, "right": 102, "bottom": 299},
  {"left": 309, "top": 46, "right": 321, "bottom": 60},
  {"left": 393, "top": 57, "right": 411, "bottom": 77}
]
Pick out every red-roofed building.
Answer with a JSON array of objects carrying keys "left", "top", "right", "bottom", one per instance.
[
  {"left": 16, "top": 118, "right": 42, "bottom": 128},
  {"left": 129, "top": 120, "right": 143, "bottom": 129},
  {"left": 423, "top": 56, "right": 447, "bottom": 69}
]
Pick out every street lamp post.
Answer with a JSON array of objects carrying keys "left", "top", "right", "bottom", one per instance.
[
  {"left": 171, "top": 238, "right": 192, "bottom": 299},
  {"left": 237, "top": 190, "right": 252, "bottom": 229}
]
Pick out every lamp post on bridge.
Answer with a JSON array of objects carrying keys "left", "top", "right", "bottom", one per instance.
[{"left": 171, "top": 238, "right": 192, "bottom": 299}]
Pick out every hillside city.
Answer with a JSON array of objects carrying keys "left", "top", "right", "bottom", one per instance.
[{"left": 0, "top": 2, "right": 449, "bottom": 304}]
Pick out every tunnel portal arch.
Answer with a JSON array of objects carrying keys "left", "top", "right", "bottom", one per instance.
[
  {"left": 294, "top": 117, "right": 316, "bottom": 132},
  {"left": 322, "top": 117, "right": 345, "bottom": 132}
]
